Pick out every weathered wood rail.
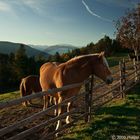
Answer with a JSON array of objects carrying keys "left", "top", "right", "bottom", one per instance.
[{"left": 0, "top": 59, "right": 140, "bottom": 140}]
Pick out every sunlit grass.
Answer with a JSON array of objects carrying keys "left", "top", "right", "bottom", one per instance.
[
  {"left": 59, "top": 83, "right": 140, "bottom": 140},
  {"left": 0, "top": 91, "right": 19, "bottom": 102}
]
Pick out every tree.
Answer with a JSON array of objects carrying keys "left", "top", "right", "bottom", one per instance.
[
  {"left": 0, "top": 53, "right": 13, "bottom": 92},
  {"left": 14, "top": 44, "right": 28, "bottom": 80},
  {"left": 71, "top": 48, "right": 81, "bottom": 57},
  {"left": 116, "top": 3, "right": 140, "bottom": 60},
  {"left": 48, "top": 52, "right": 62, "bottom": 62},
  {"left": 94, "top": 35, "right": 112, "bottom": 56},
  {"left": 54, "top": 52, "right": 61, "bottom": 62}
]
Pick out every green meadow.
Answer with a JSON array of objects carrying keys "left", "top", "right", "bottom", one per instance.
[{"left": 59, "top": 83, "right": 140, "bottom": 140}]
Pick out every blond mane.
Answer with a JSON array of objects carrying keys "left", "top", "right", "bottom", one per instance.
[{"left": 66, "top": 54, "right": 100, "bottom": 65}]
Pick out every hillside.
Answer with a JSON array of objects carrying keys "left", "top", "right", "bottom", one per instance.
[
  {"left": 44, "top": 44, "right": 78, "bottom": 55},
  {"left": 0, "top": 41, "right": 49, "bottom": 57},
  {"left": 29, "top": 44, "right": 49, "bottom": 51}
]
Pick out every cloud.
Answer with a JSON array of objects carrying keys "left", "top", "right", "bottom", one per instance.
[
  {"left": 82, "top": 0, "right": 112, "bottom": 22},
  {"left": 0, "top": 0, "right": 44, "bottom": 16},
  {"left": 0, "top": 1, "right": 11, "bottom": 12},
  {"left": 21, "top": 0, "right": 42, "bottom": 12}
]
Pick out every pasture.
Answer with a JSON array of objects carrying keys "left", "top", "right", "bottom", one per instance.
[
  {"left": 0, "top": 83, "right": 139, "bottom": 140},
  {"left": 59, "top": 83, "right": 140, "bottom": 140},
  {"left": 0, "top": 53, "right": 139, "bottom": 140}
]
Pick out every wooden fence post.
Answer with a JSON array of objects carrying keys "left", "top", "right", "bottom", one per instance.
[
  {"left": 119, "top": 59, "right": 126, "bottom": 98},
  {"left": 133, "top": 59, "right": 138, "bottom": 82},
  {"left": 84, "top": 75, "right": 94, "bottom": 123},
  {"left": 138, "top": 61, "right": 140, "bottom": 80},
  {"left": 85, "top": 81, "right": 90, "bottom": 123},
  {"left": 88, "top": 75, "right": 94, "bottom": 122},
  {"left": 122, "top": 59, "right": 126, "bottom": 98}
]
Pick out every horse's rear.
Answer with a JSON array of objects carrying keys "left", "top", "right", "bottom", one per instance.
[
  {"left": 20, "top": 75, "right": 42, "bottom": 106},
  {"left": 40, "top": 62, "right": 61, "bottom": 109},
  {"left": 40, "top": 62, "right": 61, "bottom": 90}
]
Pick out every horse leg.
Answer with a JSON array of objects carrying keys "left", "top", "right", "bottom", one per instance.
[
  {"left": 22, "top": 101, "right": 28, "bottom": 107},
  {"left": 66, "top": 102, "right": 71, "bottom": 124},
  {"left": 53, "top": 97, "right": 57, "bottom": 116},
  {"left": 43, "top": 95, "right": 49, "bottom": 110},
  {"left": 23, "top": 94, "right": 29, "bottom": 107},
  {"left": 55, "top": 96, "right": 62, "bottom": 133},
  {"left": 27, "top": 100, "right": 32, "bottom": 105},
  {"left": 48, "top": 96, "right": 54, "bottom": 107},
  {"left": 26, "top": 91, "right": 32, "bottom": 106},
  {"left": 49, "top": 96, "right": 53, "bottom": 106},
  {"left": 27, "top": 97, "right": 32, "bottom": 105},
  {"left": 66, "top": 102, "right": 72, "bottom": 124}
]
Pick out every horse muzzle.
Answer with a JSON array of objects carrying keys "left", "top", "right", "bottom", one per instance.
[{"left": 106, "top": 76, "right": 113, "bottom": 84}]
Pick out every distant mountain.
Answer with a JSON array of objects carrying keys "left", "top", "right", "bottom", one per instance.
[
  {"left": 29, "top": 44, "right": 49, "bottom": 51},
  {"left": 44, "top": 44, "right": 78, "bottom": 55},
  {"left": 0, "top": 41, "right": 49, "bottom": 58}
]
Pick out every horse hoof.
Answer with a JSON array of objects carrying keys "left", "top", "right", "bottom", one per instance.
[
  {"left": 43, "top": 107, "right": 46, "bottom": 111},
  {"left": 55, "top": 133, "right": 58, "bottom": 137},
  {"left": 55, "top": 132, "right": 59, "bottom": 137},
  {"left": 22, "top": 102, "right": 28, "bottom": 107}
]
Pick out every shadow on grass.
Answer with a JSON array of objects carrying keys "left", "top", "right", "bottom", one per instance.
[
  {"left": 61, "top": 84, "right": 140, "bottom": 140},
  {"left": 95, "top": 103, "right": 140, "bottom": 117}
]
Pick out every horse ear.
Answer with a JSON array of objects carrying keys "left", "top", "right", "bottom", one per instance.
[{"left": 98, "top": 51, "right": 105, "bottom": 58}]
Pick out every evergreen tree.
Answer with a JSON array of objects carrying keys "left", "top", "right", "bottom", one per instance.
[
  {"left": 14, "top": 44, "right": 28, "bottom": 80},
  {"left": 0, "top": 53, "right": 12, "bottom": 92}
]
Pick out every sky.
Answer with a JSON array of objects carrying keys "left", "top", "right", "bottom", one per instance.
[{"left": 0, "top": 0, "right": 139, "bottom": 47}]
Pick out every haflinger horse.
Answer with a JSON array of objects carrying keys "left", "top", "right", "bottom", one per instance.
[
  {"left": 20, "top": 75, "right": 42, "bottom": 106},
  {"left": 40, "top": 52, "right": 113, "bottom": 131}
]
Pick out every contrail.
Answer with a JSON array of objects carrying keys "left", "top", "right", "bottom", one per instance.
[{"left": 82, "top": 0, "right": 112, "bottom": 22}]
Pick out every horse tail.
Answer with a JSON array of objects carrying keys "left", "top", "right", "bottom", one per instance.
[{"left": 20, "top": 79, "right": 26, "bottom": 98}]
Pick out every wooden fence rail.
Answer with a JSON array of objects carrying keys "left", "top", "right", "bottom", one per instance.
[
  {"left": 0, "top": 59, "right": 140, "bottom": 139},
  {"left": 0, "top": 80, "right": 90, "bottom": 109},
  {"left": 0, "top": 91, "right": 86, "bottom": 137}
]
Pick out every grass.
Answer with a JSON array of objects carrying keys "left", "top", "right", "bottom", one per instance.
[
  {"left": 0, "top": 52, "right": 138, "bottom": 140},
  {"left": 59, "top": 83, "right": 140, "bottom": 140},
  {"left": 107, "top": 53, "right": 128, "bottom": 67},
  {"left": 0, "top": 91, "right": 19, "bottom": 102}
]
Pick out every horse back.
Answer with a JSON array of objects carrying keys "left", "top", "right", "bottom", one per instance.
[
  {"left": 40, "top": 62, "right": 61, "bottom": 90},
  {"left": 20, "top": 75, "right": 41, "bottom": 97}
]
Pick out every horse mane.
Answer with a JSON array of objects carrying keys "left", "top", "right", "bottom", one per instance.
[
  {"left": 63, "top": 53, "right": 109, "bottom": 71},
  {"left": 65, "top": 54, "right": 99, "bottom": 65}
]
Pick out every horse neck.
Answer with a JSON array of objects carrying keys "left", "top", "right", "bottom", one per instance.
[{"left": 65, "top": 57, "right": 92, "bottom": 81}]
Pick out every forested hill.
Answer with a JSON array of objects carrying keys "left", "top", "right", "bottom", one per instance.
[
  {"left": 44, "top": 45, "right": 78, "bottom": 55},
  {"left": 0, "top": 41, "right": 49, "bottom": 58}
]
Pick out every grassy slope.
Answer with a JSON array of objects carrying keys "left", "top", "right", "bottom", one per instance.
[
  {"left": 107, "top": 53, "right": 128, "bottom": 67},
  {"left": 1, "top": 53, "right": 138, "bottom": 140},
  {"left": 0, "top": 91, "right": 19, "bottom": 102},
  {"left": 60, "top": 83, "right": 140, "bottom": 140}
]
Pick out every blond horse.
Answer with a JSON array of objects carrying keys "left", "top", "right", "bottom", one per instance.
[{"left": 40, "top": 52, "right": 113, "bottom": 130}]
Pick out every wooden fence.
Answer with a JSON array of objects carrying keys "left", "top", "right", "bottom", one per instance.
[{"left": 0, "top": 59, "right": 140, "bottom": 140}]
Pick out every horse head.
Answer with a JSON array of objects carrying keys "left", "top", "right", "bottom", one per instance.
[{"left": 92, "top": 52, "right": 113, "bottom": 84}]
